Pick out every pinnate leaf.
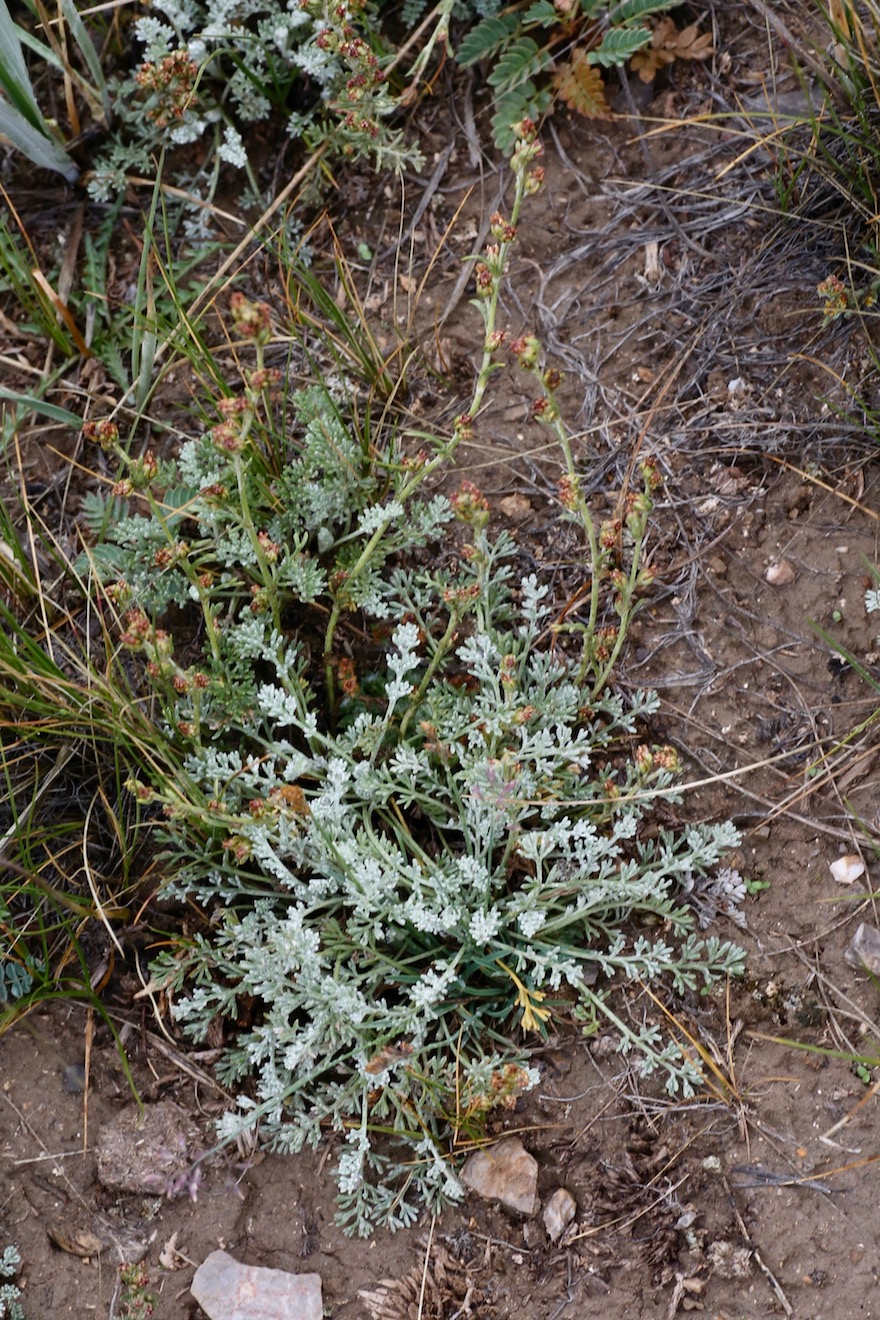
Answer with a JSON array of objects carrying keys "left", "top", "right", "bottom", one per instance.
[
  {"left": 523, "top": 1, "right": 562, "bottom": 23},
  {"left": 608, "top": 0, "right": 684, "bottom": 20},
  {"left": 455, "top": 14, "right": 519, "bottom": 68},
  {"left": 491, "top": 84, "right": 550, "bottom": 153},
  {"left": 553, "top": 49, "right": 611, "bottom": 119},
  {"left": 487, "top": 37, "right": 546, "bottom": 92},
  {"left": 587, "top": 24, "right": 651, "bottom": 68}
]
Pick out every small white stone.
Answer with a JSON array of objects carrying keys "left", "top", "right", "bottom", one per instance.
[
  {"left": 765, "top": 559, "right": 795, "bottom": 585},
  {"left": 830, "top": 855, "right": 865, "bottom": 885},
  {"left": 191, "top": 1251, "right": 323, "bottom": 1320}
]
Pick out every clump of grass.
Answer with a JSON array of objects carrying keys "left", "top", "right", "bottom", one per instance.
[
  {"left": 0, "top": 471, "right": 178, "bottom": 1069},
  {"left": 768, "top": 4, "right": 880, "bottom": 300}
]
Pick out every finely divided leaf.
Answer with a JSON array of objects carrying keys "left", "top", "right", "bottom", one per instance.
[
  {"left": 630, "top": 19, "right": 715, "bottom": 83},
  {"left": 491, "top": 84, "right": 550, "bottom": 154},
  {"left": 487, "top": 37, "right": 546, "bottom": 93},
  {"left": 553, "top": 50, "right": 611, "bottom": 119},
  {"left": 523, "top": 1, "right": 561, "bottom": 24},
  {"left": 587, "top": 24, "right": 651, "bottom": 67},
  {"left": 608, "top": 0, "right": 684, "bottom": 20},
  {"left": 455, "top": 14, "right": 519, "bottom": 68}
]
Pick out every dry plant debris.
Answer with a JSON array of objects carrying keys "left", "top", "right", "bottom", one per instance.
[
  {"left": 358, "top": 1243, "right": 481, "bottom": 1320},
  {"left": 552, "top": 49, "right": 611, "bottom": 120},
  {"left": 630, "top": 19, "right": 715, "bottom": 84}
]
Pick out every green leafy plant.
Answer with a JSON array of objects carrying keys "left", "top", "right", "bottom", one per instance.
[
  {"left": 115, "top": 1262, "right": 156, "bottom": 1320},
  {"left": 68, "top": 125, "right": 744, "bottom": 1234},
  {"left": 0, "top": 1245, "right": 23, "bottom": 1320},
  {"left": 89, "top": 0, "right": 435, "bottom": 208},
  {"left": 0, "top": 479, "right": 174, "bottom": 1071},
  {"left": 767, "top": 3, "right": 880, "bottom": 289},
  {"left": 454, "top": 0, "right": 710, "bottom": 152}
]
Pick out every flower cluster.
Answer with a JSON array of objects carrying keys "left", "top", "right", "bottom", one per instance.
[
  {"left": 90, "top": 0, "right": 426, "bottom": 203},
  {"left": 135, "top": 50, "right": 198, "bottom": 128}
]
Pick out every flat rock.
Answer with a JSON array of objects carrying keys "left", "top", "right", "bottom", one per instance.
[
  {"left": 191, "top": 1250, "right": 323, "bottom": 1320},
  {"left": 542, "top": 1187, "right": 576, "bottom": 1242},
  {"left": 460, "top": 1137, "right": 538, "bottom": 1216}
]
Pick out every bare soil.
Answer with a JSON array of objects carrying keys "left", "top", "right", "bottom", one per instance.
[{"left": 5, "top": 5, "right": 880, "bottom": 1318}]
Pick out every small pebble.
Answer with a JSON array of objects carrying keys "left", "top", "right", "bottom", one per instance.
[
  {"left": 844, "top": 922, "right": 880, "bottom": 975},
  {"left": 461, "top": 1137, "right": 539, "bottom": 1217},
  {"left": 830, "top": 855, "right": 865, "bottom": 886},
  {"left": 765, "top": 559, "right": 795, "bottom": 585},
  {"left": 542, "top": 1188, "right": 577, "bottom": 1243},
  {"left": 191, "top": 1251, "right": 322, "bottom": 1320}
]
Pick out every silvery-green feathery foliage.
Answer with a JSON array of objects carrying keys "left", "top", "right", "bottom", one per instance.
[
  {"left": 90, "top": 0, "right": 423, "bottom": 203},
  {"left": 84, "top": 348, "right": 744, "bottom": 1233},
  {"left": 0, "top": 1247, "right": 23, "bottom": 1320}
]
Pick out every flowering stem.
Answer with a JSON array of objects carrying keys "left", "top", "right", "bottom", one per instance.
[
  {"left": 398, "top": 605, "right": 464, "bottom": 741},
  {"left": 585, "top": 522, "right": 646, "bottom": 693},
  {"left": 322, "top": 125, "right": 543, "bottom": 703}
]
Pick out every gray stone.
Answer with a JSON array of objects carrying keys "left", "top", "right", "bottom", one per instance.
[
  {"left": 460, "top": 1137, "right": 539, "bottom": 1216},
  {"left": 844, "top": 922, "right": 880, "bottom": 976},
  {"left": 191, "top": 1250, "right": 323, "bottom": 1320},
  {"left": 542, "top": 1187, "right": 577, "bottom": 1243}
]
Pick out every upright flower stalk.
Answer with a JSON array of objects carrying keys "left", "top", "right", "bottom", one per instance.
[
  {"left": 321, "top": 120, "right": 545, "bottom": 700},
  {"left": 510, "top": 338, "right": 660, "bottom": 695}
]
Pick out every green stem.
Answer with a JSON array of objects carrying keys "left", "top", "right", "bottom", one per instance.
[
  {"left": 398, "top": 608, "right": 463, "bottom": 740},
  {"left": 140, "top": 480, "right": 225, "bottom": 667},
  {"left": 588, "top": 526, "right": 646, "bottom": 695},
  {"left": 322, "top": 147, "right": 535, "bottom": 697}
]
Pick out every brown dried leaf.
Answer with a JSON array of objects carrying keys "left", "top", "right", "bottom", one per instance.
[
  {"left": 553, "top": 50, "right": 611, "bottom": 120},
  {"left": 631, "top": 18, "right": 715, "bottom": 84},
  {"left": 159, "top": 1231, "right": 190, "bottom": 1270},
  {"left": 47, "top": 1225, "right": 106, "bottom": 1258}
]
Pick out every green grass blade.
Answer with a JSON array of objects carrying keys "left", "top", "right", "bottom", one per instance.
[
  {"left": 59, "top": 0, "right": 109, "bottom": 118},
  {"left": 0, "top": 98, "right": 78, "bottom": 180},
  {"left": 131, "top": 163, "right": 164, "bottom": 414},
  {"left": 0, "top": 391, "right": 82, "bottom": 424},
  {"left": 0, "top": 0, "right": 43, "bottom": 130}
]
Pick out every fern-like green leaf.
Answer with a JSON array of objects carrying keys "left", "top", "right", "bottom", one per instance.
[
  {"left": 523, "top": 1, "right": 560, "bottom": 24},
  {"left": 455, "top": 13, "right": 519, "bottom": 67},
  {"left": 487, "top": 37, "right": 547, "bottom": 93},
  {"left": 588, "top": 24, "right": 651, "bottom": 67},
  {"left": 491, "top": 84, "right": 550, "bottom": 153},
  {"left": 80, "top": 492, "right": 129, "bottom": 538},
  {"left": 607, "top": 0, "right": 684, "bottom": 21},
  {"left": 402, "top": 0, "right": 429, "bottom": 23}
]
